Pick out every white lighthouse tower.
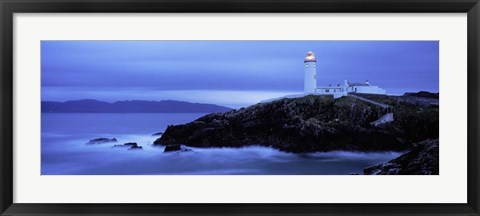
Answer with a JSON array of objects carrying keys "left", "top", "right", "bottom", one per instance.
[{"left": 304, "top": 51, "right": 317, "bottom": 94}]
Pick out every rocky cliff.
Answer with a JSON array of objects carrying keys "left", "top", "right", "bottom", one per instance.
[
  {"left": 364, "top": 139, "right": 439, "bottom": 175},
  {"left": 154, "top": 94, "right": 439, "bottom": 153}
]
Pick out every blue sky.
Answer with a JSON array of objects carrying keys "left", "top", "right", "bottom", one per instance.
[{"left": 41, "top": 41, "right": 439, "bottom": 108}]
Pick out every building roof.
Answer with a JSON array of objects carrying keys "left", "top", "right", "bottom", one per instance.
[
  {"left": 317, "top": 87, "right": 343, "bottom": 89},
  {"left": 347, "top": 82, "right": 370, "bottom": 87}
]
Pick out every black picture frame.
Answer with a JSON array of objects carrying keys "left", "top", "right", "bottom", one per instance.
[{"left": 1, "top": 0, "right": 479, "bottom": 215}]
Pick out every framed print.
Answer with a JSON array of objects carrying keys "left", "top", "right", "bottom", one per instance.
[{"left": 1, "top": 0, "right": 479, "bottom": 215}]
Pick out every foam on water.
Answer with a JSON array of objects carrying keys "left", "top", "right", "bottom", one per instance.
[{"left": 41, "top": 113, "right": 402, "bottom": 175}]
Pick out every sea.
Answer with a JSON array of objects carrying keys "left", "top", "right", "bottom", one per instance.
[{"left": 41, "top": 113, "right": 401, "bottom": 175}]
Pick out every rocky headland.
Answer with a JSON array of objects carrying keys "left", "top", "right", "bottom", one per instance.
[
  {"left": 364, "top": 139, "right": 439, "bottom": 175},
  {"left": 154, "top": 93, "right": 439, "bottom": 155}
]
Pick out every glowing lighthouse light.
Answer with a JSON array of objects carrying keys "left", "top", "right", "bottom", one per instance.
[{"left": 304, "top": 51, "right": 317, "bottom": 94}]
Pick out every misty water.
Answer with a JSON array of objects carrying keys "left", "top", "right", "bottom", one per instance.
[{"left": 41, "top": 113, "right": 402, "bottom": 175}]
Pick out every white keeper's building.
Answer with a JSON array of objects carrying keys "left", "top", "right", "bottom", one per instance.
[{"left": 304, "top": 51, "right": 386, "bottom": 98}]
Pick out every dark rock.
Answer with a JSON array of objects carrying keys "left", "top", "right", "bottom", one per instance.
[
  {"left": 112, "top": 144, "right": 128, "bottom": 148},
  {"left": 128, "top": 146, "right": 143, "bottom": 150},
  {"left": 113, "top": 142, "right": 138, "bottom": 148},
  {"left": 354, "top": 92, "right": 439, "bottom": 108},
  {"left": 154, "top": 94, "right": 438, "bottom": 153},
  {"left": 164, "top": 144, "right": 181, "bottom": 152},
  {"left": 87, "top": 138, "right": 117, "bottom": 144},
  {"left": 163, "top": 144, "right": 193, "bottom": 153},
  {"left": 403, "top": 91, "right": 439, "bottom": 99},
  {"left": 152, "top": 132, "right": 164, "bottom": 136},
  {"left": 124, "top": 142, "right": 138, "bottom": 147},
  {"left": 181, "top": 148, "right": 193, "bottom": 152},
  {"left": 364, "top": 139, "right": 439, "bottom": 175}
]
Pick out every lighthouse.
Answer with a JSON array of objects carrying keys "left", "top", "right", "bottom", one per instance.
[
  {"left": 304, "top": 51, "right": 317, "bottom": 94},
  {"left": 260, "top": 50, "right": 387, "bottom": 103}
]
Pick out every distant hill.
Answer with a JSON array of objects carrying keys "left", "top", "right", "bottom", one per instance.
[{"left": 41, "top": 99, "right": 232, "bottom": 113}]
